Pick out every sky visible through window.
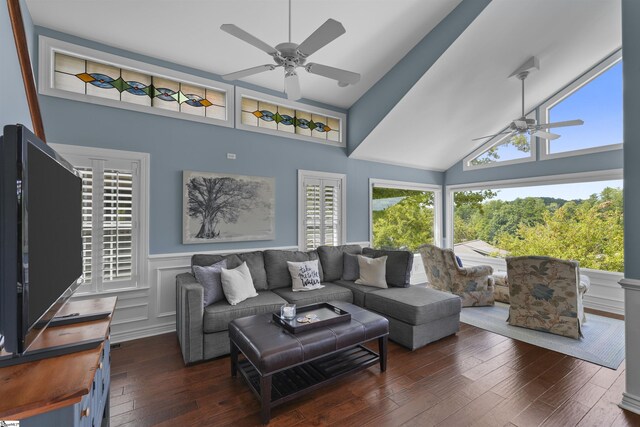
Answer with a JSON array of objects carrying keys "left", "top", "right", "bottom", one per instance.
[
  {"left": 549, "top": 61, "right": 622, "bottom": 154},
  {"left": 492, "top": 179, "right": 622, "bottom": 202}
]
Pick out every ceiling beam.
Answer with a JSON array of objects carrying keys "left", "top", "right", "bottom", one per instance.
[{"left": 346, "top": 0, "right": 491, "bottom": 155}]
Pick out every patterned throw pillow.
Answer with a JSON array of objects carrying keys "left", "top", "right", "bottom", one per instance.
[
  {"left": 287, "top": 260, "right": 325, "bottom": 292},
  {"left": 192, "top": 259, "right": 228, "bottom": 307}
]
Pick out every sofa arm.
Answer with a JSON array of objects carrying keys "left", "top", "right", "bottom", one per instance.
[{"left": 176, "top": 273, "right": 204, "bottom": 365}]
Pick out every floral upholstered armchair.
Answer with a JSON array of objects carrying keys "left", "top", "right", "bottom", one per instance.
[
  {"left": 418, "top": 244, "right": 495, "bottom": 307},
  {"left": 506, "top": 256, "right": 589, "bottom": 339}
]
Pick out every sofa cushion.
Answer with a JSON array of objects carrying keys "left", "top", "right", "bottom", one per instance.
[
  {"left": 203, "top": 291, "right": 287, "bottom": 333},
  {"left": 362, "top": 248, "right": 413, "bottom": 287},
  {"left": 192, "top": 251, "right": 268, "bottom": 291},
  {"left": 333, "top": 280, "right": 382, "bottom": 307},
  {"left": 264, "top": 250, "right": 323, "bottom": 289},
  {"left": 317, "top": 244, "right": 362, "bottom": 281},
  {"left": 365, "top": 286, "right": 461, "bottom": 326},
  {"left": 342, "top": 253, "right": 361, "bottom": 281},
  {"left": 272, "top": 283, "right": 353, "bottom": 306},
  {"left": 226, "top": 251, "right": 269, "bottom": 291}
]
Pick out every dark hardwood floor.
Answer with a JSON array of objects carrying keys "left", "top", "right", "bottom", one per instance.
[{"left": 109, "top": 324, "right": 640, "bottom": 427}]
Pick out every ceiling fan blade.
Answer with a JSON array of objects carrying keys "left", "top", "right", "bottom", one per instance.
[
  {"left": 221, "top": 64, "right": 276, "bottom": 81},
  {"left": 297, "top": 19, "right": 346, "bottom": 57},
  {"left": 471, "top": 131, "right": 512, "bottom": 141},
  {"left": 285, "top": 73, "right": 301, "bottom": 100},
  {"left": 220, "top": 24, "right": 278, "bottom": 55},
  {"left": 533, "top": 130, "right": 561, "bottom": 140},
  {"left": 305, "top": 63, "right": 360, "bottom": 85},
  {"left": 538, "top": 119, "right": 584, "bottom": 129}
]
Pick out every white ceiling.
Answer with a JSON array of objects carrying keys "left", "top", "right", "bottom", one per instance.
[
  {"left": 25, "top": 0, "right": 460, "bottom": 109},
  {"left": 351, "top": 0, "right": 622, "bottom": 171},
  {"left": 25, "top": 0, "right": 622, "bottom": 172}
]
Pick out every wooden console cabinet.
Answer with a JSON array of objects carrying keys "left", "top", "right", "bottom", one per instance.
[{"left": 0, "top": 297, "right": 116, "bottom": 427}]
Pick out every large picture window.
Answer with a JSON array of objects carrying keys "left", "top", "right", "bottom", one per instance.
[
  {"left": 370, "top": 179, "right": 441, "bottom": 252},
  {"left": 448, "top": 174, "right": 623, "bottom": 273},
  {"left": 52, "top": 144, "right": 149, "bottom": 292}
]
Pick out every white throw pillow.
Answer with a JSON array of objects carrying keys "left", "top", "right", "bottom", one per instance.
[
  {"left": 355, "top": 255, "right": 388, "bottom": 288},
  {"left": 287, "top": 260, "right": 325, "bottom": 292},
  {"left": 220, "top": 262, "right": 258, "bottom": 305}
]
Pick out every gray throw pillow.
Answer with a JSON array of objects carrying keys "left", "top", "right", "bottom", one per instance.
[
  {"left": 192, "top": 259, "right": 227, "bottom": 307},
  {"left": 342, "top": 253, "right": 361, "bottom": 281}
]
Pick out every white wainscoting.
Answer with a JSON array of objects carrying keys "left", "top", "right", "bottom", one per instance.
[{"left": 457, "top": 254, "right": 624, "bottom": 315}]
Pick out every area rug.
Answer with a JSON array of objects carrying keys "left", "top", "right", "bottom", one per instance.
[{"left": 460, "top": 302, "right": 624, "bottom": 369}]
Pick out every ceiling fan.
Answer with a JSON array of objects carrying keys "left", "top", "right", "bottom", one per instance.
[
  {"left": 473, "top": 57, "right": 584, "bottom": 143},
  {"left": 220, "top": 0, "right": 360, "bottom": 100}
]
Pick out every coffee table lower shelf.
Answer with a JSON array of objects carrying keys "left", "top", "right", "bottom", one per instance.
[{"left": 235, "top": 344, "right": 381, "bottom": 422}]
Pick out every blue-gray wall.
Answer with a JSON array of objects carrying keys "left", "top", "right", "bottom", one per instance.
[
  {"left": 623, "top": 0, "right": 640, "bottom": 280},
  {"left": 1, "top": 0, "right": 34, "bottom": 130},
  {"left": 34, "top": 28, "right": 443, "bottom": 255}
]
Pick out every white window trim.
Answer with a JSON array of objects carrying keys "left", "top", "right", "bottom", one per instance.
[
  {"left": 236, "top": 87, "right": 347, "bottom": 148},
  {"left": 463, "top": 112, "right": 538, "bottom": 171},
  {"left": 539, "top": 49, "right": 623, "bottom": 160},
  {"left": 50, "top": 143, "right": 150, "bottom": 294},
  {"left": 444, "top": 168, "right": 623, "bottom": 250},
  {"left": 369, "top": 178, "right": 443, "bottom": 250},
  {"left": 38, "top": 35, "right": 234, "bottom": 129},
  {"left": 297, "top": 170, "right": 347, "bottom": 250}
]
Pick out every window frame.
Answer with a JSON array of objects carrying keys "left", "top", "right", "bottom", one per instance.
[
  {"left": 445, "top": 169, "right": 623, "bottom": 250},
  {"left": 237, "top": 87, "right": 347, "bottom": 148},
  {"left": 369, "top": 178, "right": 443, "bottom": 250},
  {"left": 539, "top": 49, "right": 623, "bottom": 160},
  {"left": 38, "top": 35, "right": 234, "bottom": 129},
  {"left": 50, "top": 143, "right": 150, "bottom": 294},
  {"left": 298, "top": 170, "right": 347, "bottom": 250},
  {"left": 463, "top": 111, "right": 538, "bottom": 171}
]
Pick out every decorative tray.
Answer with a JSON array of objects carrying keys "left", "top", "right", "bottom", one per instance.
[{"left": 272, "top": 302, "right": 351, "bottom": 334}]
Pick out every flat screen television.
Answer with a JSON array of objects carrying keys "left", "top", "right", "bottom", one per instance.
[{"left": 0, "top": 124, "right": 83, "bottom": 356}]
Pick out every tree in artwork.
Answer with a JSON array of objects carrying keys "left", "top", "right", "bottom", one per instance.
[{"left": 186, "top": 176, "right": 263, "bottom": 239}]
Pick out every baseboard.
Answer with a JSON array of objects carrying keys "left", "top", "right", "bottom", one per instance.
[
  {"left": 620, "top": 392, "right": 640, "bottom": 415},
  {"left": 111, "top": 322, "right": 176, "bottom": 344}
]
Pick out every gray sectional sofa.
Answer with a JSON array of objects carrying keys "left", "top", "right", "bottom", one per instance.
[{"left": 176, "top": 244, "right": 462, "bottom": 364}]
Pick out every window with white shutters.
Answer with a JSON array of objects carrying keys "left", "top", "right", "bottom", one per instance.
[
  {"left": 299, "top": 171, "right": 346, "bottom": 250},
  {"left": 52, "top": 145, "right": 147, "bottom": 293}
]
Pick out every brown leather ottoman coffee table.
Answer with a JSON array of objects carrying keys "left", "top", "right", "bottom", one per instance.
[{"left": 229, "top": 301, "right": 389, "bottom": 424}]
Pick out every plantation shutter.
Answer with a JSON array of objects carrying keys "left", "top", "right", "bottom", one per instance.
[
  {"left": 77, "top": 167, "right": 94, "bottom": 285},
  {"left": 67, "top": 155, "right": 140, "bottom": 293},
  {"left": 102, "top": 169, "right": 134, "bottom": 282},
  {"left": 302, "top": 176, "right": 342, "bottom": 250}
]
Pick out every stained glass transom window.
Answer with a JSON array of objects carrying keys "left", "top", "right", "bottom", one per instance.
[
  {"left": 53, "top": 52, "right": 226, "bottom": 120},
  {"left": 240, "top": 96, "right": 341, "bottom": 143}
]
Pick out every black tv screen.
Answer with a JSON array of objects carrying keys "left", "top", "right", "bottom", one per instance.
[
  {"left": 0, "top": 124, "right": 82, "bottom": 354},
  {"left": 26, "top": 141, "right": 83, "bottom": 328}
]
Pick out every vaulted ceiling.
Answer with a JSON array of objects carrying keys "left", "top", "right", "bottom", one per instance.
[{"left": 25, "top": 0, "right": 621, "bottom": 171}]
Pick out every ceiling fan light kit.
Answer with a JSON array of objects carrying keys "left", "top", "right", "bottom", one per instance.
[
  {"left": 472, "top": 56, "right": 584, "bottom": 143},
  {"left": 220, "top": 2, "right": 360, "bottom": 101}
]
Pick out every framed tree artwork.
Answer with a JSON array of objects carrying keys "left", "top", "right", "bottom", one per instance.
[{"left": 183, "top": 171, "right": 275, "bottom": 244}]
